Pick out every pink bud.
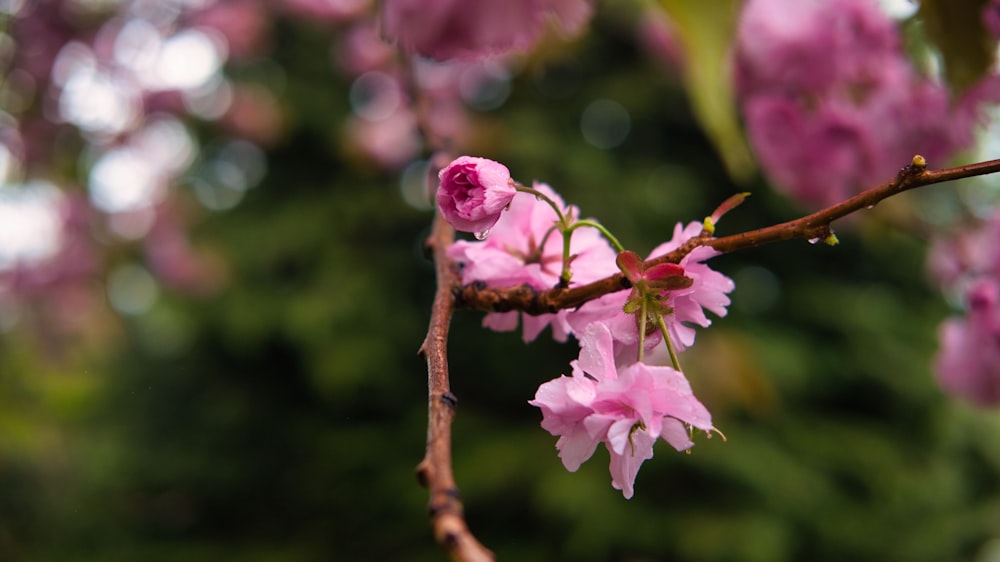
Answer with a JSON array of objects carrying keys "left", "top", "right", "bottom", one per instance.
[{"left": 436, "top": 156, "right": 516, "bottom": 235}]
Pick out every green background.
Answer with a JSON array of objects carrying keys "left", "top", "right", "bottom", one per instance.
[{"left": 2, "top": 6, "right": 1000, "bottom": 562}]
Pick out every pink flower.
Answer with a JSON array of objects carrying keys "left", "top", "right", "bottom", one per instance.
[
  {"left": 935, "top": 280, "right": 1000, "bottom": 406},
  {"left": 279, "top": 0, "right": 369, "bottom": 22},
  {"left": 735, "top": 0, "right": 900, "bottom": 98},
  {"left": 530, "top": 323, "right": 713, "bottom": 498},
  {"left": 380, "top": 0, "right": 543, "bottom": 61},
  {"left": 379, "top": 0, "right": 593, "bottom": 61},
  {"left": 734, "top": 0, "right": 982, "bottom": 208},
  {"left": 345, "top": 108, "right": 421, "bottom": 170},
  {"left": 927, "top": 208, "right": 1000, "bottom": 294},
  {"left": 436, "top": 156, "right": 516, "bottom": 234},
  {"left": 447, "top": 182, "right": 618, "bottom": 342},
  {"left": 985, "top": 0, "right": 1000, "bottom": 39},
  {"left": 569, "top": 221, "right": 734, "bottom": 352},
  {"left": 189, "top": 0, "right": 272, "bottom": 61}
]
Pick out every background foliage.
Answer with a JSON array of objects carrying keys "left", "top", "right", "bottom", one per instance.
[{"left": 2, "top": 3, "right": 1000, "bottom": 562}]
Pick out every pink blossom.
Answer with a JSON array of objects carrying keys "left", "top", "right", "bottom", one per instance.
[
  {"left": 380, "top": 0, "right": 542, "bottom": 61},
  {"left": 985, "top": 0, "right": 1000, "bottom": 39},
  {"left": 637, "top": 6, "right": 684, "bottom": 72},
  {"left": 280, "top": 0, "right": 370, "bottom": 22},
  {"left": 530, "top": 323, "right": 712, "bottom": 498},
  {"left": 345, "top": 108, "right": 421, "bottom": 170},
  {"left": 188, "top": 0, "right": 272, "bottom": 60},
  {"left": 436, "top": 156, "right": 516, "bottom": 234},
  {"left": 927, "top": 208, "right": 1000, "bottom": 294},
  {"left": 337, "top": 21, "right": 396, "bottom": 76},
  {"left": 569, "top": 221, "right": 734, "bottom": 352},
  {"left": 735, "top": 0, "right": 900, "bottom": 98},
  {"left": 221, "top": 84, "right": 286, "bottom": 147},
  {"left": 447, "top": 182, "right": 618, "bottom": 342},
  {"left": 735, "top": 0, "right": 982, "bottom": 208},
  {"left": 935, "top": 280, "right": 1000, "bottom": 406},
  {"left": 379, "top": 0, "right": 593, "bottom": 61}
]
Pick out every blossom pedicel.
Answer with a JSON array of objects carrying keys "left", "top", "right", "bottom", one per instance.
[{"left": 436, "top": 156, "right": 517, "bottom": 236}]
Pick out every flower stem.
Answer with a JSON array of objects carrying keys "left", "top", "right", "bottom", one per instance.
[
  {"left": 569, "top": 219, "right": 626, "bottom": 252},
  {"left": 515, "top": 184, "right": 576, "bottom": 285},
  {"left": 637, "top": 299, "right": 647, "bottom": 363},
  {"left": 656, "top": 314, "right": 682, "bottom": 372}
]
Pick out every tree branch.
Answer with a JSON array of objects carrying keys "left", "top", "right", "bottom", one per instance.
[
  {"left": 418, "top": 211, "right": 495, "bottom": 562},
  {"left": 454, "top": 156, "right": 1000, "bottom": 315},
  {"left": 419, "top": 155, "right": 1000, "bottom": 558}
]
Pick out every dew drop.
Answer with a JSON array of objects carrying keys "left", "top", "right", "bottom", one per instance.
[{"left": 474, "top": 229, "right": 490, "bottom": 240}]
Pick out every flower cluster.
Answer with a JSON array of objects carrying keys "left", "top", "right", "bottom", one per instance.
[
  {"left": 380, "top": 0, "right": 593, "bottom": 61},
  {"left": 529, "top": 323, "right": 713, "bottom": 498},
  {"left": 928, "top": 210, "right": 1000, "bottom": 406},
  {"left": 733, "top": 0, "right": 998, "bottom": 208},
  {"left": 437, "top": 156, "right": 735, "bottom": 496}
]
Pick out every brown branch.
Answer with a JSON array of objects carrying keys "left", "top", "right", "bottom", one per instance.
[
  {"left": 418, "top": 211, "right": 495, "bottom": 562},
  {"left": 455, "top": 156, "right": 1000, "bottom": 315},
  {"left": 700, "top": 156, "right": 1000, "bottom": 255}
]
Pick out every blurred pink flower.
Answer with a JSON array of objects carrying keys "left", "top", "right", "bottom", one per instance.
[
  {"left": 446, "top": 182, "right": 618, "bottom": 342},
  {"left": 0, "top": 191, "right": 103, "bottom": 342},
  {"left": 280, "top": 0, "right": 370, "bottom": 22},
  {"left": 735, "top": 0, "right": 985, "bottom": 208},
  {"left": 637, "top": 6, "right": 684, "bottom": 72},
  {"left": 344, "top": 108, "right": 421, "bottom": 169},
  {"left": 935, "top": 280, "right": 1000, "bottom": 406},
  {"left": 221, "top": 84, "right": 286, "bottom": 147},
  {"left": 530, "top": 323, "right": 712, "bottom": 498},
  {"left": 379, "top": 0, "right": 593, "bottom": 61},
  {"left": 145, "top": 205, "right": 223, "bottom": 294},
  {"left": 927, "top": 208, "right": 1000, "bottom": 294},
  {"left": 189, "top": 0, "right": 272, "bottom": 60},
  {"left": 337, "top": 21, "right": 396, "bottom": 76},
  {"left": 736, "top": 0, "right": 900, "bottom": 97},
  {"left": 985, "top": 0, "right": 1000, "bottom": 38}
]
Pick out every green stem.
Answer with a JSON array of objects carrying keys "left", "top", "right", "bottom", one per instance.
[
  {"left": 514, "top": 186, "right": 626, "bottom": 286},
  {"left": 569, "top": 219, "right": 626, "bottom": 253},
  {"left": 637, "top": 299, "right": 647, "bottom": 363},
  {"left": 515, "top": 184, "right": 575, "bottom": 285},
  {"left": 536, "top": 225, "right": 559, "bottom": 257},
  {"left": 561, "top": 229, "right": 573, "bottom": 286},
  {"left": 656, "top": 314, "right": 682, "bottom": 372}
]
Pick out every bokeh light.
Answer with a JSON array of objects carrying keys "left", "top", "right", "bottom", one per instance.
[{"left": 0, "top": 180, "right": 63, "bottom": 271}]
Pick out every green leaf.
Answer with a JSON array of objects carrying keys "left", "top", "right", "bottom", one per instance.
[
  {"left": 658, "top": 0, "right": 755, "bottom": 183},
  {"left": 919, "top": 0, "right": 997, "bottom": 93}
]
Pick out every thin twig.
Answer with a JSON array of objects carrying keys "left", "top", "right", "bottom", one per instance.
[
  {"left": 418, "top": 211, "right": 495, "bottom": 562},
  {"left": 454, "top": 156, "right": 1000, "bottom": 315}
]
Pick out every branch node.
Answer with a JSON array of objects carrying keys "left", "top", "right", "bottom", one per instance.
[
  {"left": 416, "top": 461, "right": 431, "bottom": 488},
  {"left": 442, "top": 531, "right": 461, "bottom": 548},
  {"left": 440, "top": 391, "right": 459, "bottom": 409}
]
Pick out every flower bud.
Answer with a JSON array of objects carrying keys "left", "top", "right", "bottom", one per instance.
[{"left": 436, "top": 156, "right": 516, "bottom": 235}]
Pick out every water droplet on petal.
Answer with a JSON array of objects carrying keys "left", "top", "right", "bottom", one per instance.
[{"left": 474, "top": 229, "right": 490, "bottom": 240}]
